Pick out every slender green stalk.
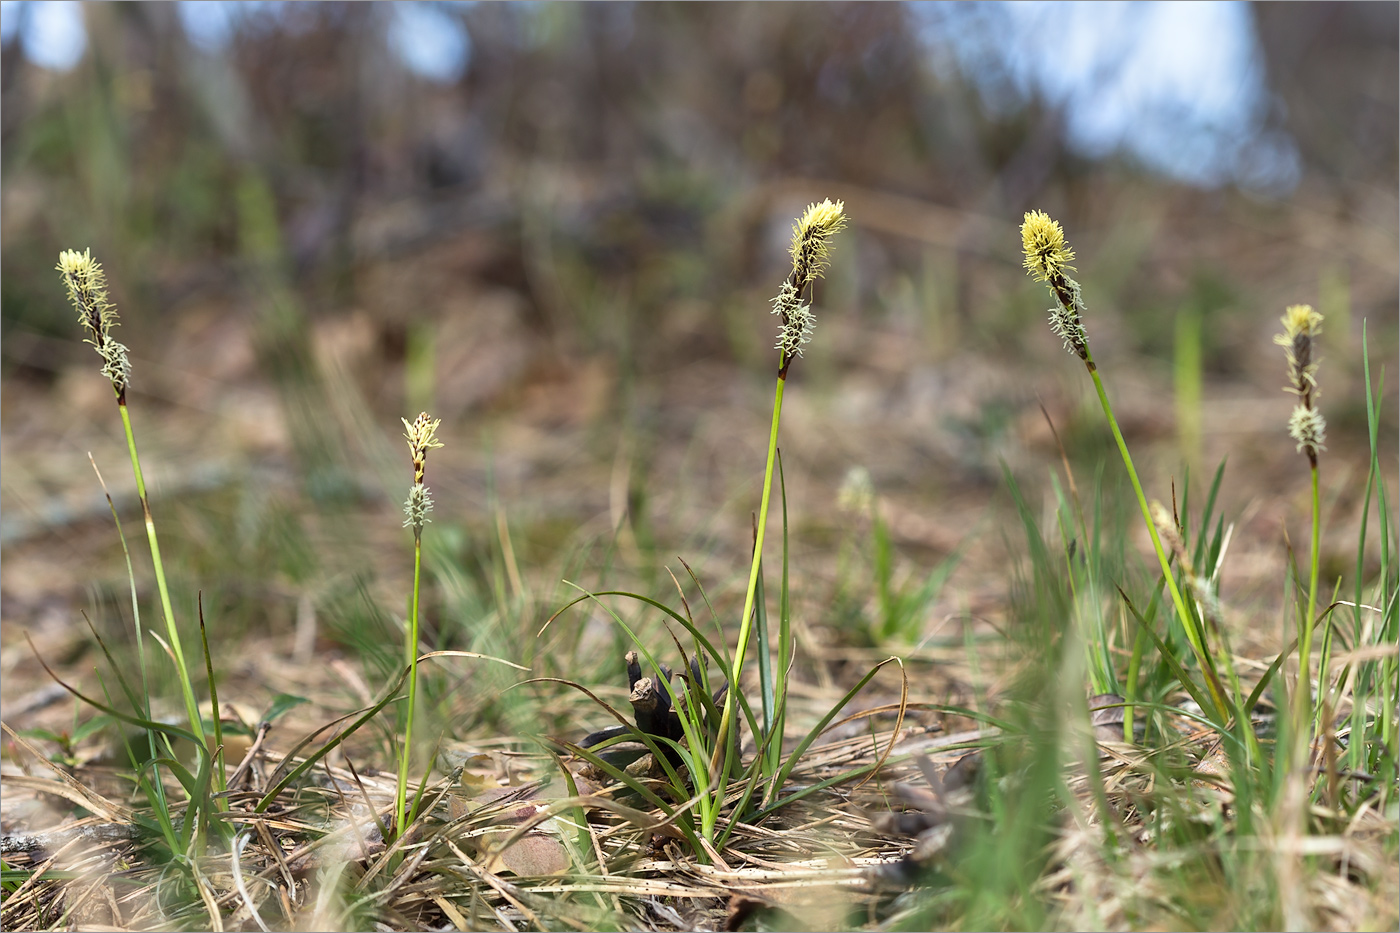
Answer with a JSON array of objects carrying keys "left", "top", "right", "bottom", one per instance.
[
  {"left": 397, "top": 533, "right": 424, "bottom": 836},
  {"left": 771, "top": 453, "right": 793, "bottom": 782},
  {"left": 1297, "top": 463, "right": 1320, "bottom": 736},
  {"left": 60, "top": 250, "right": 228, "bottom": 859},
  {"left": 707, "top": 198, "right": 846, "bottom": 799},
  {"left": 1084, "top": 354, "right": 1228, "bottom": 719},
  {"left": 1019, "top": 216, "right": 1228, "bottom": 722},
  {"left": 1273, "top": 304, "right": 1327, "bottom": 754},
  {"left": 705, "top": 194, "right": 845, "bottom": 829},
  {"left": 708, "top": 375, "right": 784, "bottom": 786},
  {"left": 59, "top": 250, "right": 207, "bottom": 749},
  {"left": 119, "top": 403, "right": 206, "bottom": 745},
  {"left": 755, "top": 566, "right": 775, "bottom": 742}
]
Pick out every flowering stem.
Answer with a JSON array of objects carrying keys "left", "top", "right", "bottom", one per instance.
[
  {"left": 397, "top": 530, "right": 424, "bottom": 837},
  {"left": 1083, "top": 353, "right": 1230, "bottom": 722},
  {"left": 395, "top": 413, "right": 441, "bottom": 839},
  {"left": 708, "top": 372, "right": 786, "bottom": 791},
  {"left": 1297, "top": 462, "right": 1321, "bottom": 745},
  {"left": 119, "top": 400, "right": 207, "bottom": 750}
]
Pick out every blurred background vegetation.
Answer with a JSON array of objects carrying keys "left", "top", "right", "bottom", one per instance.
[{"left": 1, "top": 2, "right": 1396, "bottom": 739}]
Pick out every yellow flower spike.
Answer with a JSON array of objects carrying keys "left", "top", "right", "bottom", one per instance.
[
  {"left": 1274, "top": 304, "right": 1326, "bottom": 461},
  {"left": 58, "top": 248, "right": 113, "bottom": 337},
  {"left": 1273, "top": 304, "right": 1324, "bottom": 398},
  {"left": 402, "top": 412, "right": 444, "bottom": 483},
  {"left": 1277, "top": 303, "right": 1323, "bottom": 341},
  {"left": 57, "top": 248, "right": 131, "bottom": 394},
  {"left": 789, "top": 198, "right": 847, "bottom": 285},
  {"left": 1020, "top": 210, "right": 1076, "bottom": 283},
  {"left": 772, "top": 199, "right": 847, "bottom": 368},
  {"left": 402, "top": 412, "right": 444, "bottom": 531},
  {"left": 1020, "top": 211, "right": 1089, "bottom": 360}
]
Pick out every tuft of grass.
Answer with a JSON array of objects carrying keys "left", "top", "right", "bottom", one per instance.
[
  {"left": 1021, "top": 211, "right": 1232, "bottom": 726},
  {"left": 52, "top": 248, "right": 226, "bottom": 868},
  {"left": 534, "top": 199, "right": 923, "bottom": 861}
]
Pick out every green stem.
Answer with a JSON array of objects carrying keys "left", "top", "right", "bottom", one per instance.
[
  {"left": 118, "top": 400, "right": 206, "bottom": 747},
  {"left": 1123, "top": 606, "right": 1151, "bottom": 743},
  {"left": 1083, "top": 355, "right": 1229, "bottom": 721},
  {"left": 1297, "top": 463, "right": 1321, "bottom": 748},
  {"left": 397, "top": 532, "right": 424, "bottom": 837},
  {"left": 708, "top": 374, "right": 786, "bottom": 792}
]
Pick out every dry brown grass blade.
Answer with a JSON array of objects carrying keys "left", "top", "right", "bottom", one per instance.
[
  {"left": 251, "top": 818, "right": 296, "bottom": 908},
  {"left": 491, "top": 877, "right": 717, "bottom": 898},
  {"left": 418, "top": 649, "right": 531, "bottom": 671},
  {"left": 1, "top": 723, "right": 135, "bottom": 824},
  {"left": 430, "top": 892, "right": 472, "bottom": 930},
  {"left": 0, "top": 855, "right": 57, "bottom": 921},
  {"left": 226, "top": 720, "right": 272, "bottom": 790}
]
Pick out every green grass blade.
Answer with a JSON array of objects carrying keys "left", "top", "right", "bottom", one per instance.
[
  {"left": 27, "top": 636, "right": 202, "bottom": 746},
  {"left": 754, "top": 560, "right": 775, "bottom": 745},
  {"left": 774, "top": 452, "right": 793, "bottom": 778},
  {"left": 255, "top": 669, "right": 410, "bottom": 813},
  {"left": 1193, "top": 458, "right": 1228, "bottom": 568},
  {"left": 196, "top": 594, "right": 227, "bottom": 810},
  {"left": 769, "top": 657, "right": 906, "bottom": 796},
  {"left": 1117, "top": 587, "right": 1213, "bottom": 718}
]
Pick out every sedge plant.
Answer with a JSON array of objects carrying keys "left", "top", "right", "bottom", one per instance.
[
  {"left": 1019, "top": 213, "right": 1235, "bottom": 728},
  {"left": 58, "top": 250, "right": 208, "bottom": 755},
  {"left": 540, "top": 200, "right": 887, "bottom": 857},
  {"left": 1273, "top": 305, "right": 1326, "bottom": 751},
  {"left": 396, "top": 411, "right": 444, "bottom": 837},
  {"left": 707, "top": 200, "right": 846, "bottom": 790},
  {"left": 55, "top": 249, "right": 236, "bottom": 867}
]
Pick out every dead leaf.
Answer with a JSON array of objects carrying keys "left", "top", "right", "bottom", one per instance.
[{"left": 482, "top": 833, "right": 570, "bottom": 876}]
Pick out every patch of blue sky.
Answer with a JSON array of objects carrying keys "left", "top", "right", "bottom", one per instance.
[
  {"left": 175, "top": 0, "right": 471, "bottom": 82},
  {"left": 913, "top": 0, "right": 1302, "bottom": 193},
  {"left": 3, "top": 0, "right": 86, "bottom": 71},
  {"left": 7, "top": 0, "right": 477, "bottom": 85},
  {"left": 176, "top": 1, "right": 239, "bottom": 54},
  {"left": 0, "top": 1, "right": 17, "bottom": 44},
  {"left": 389, "top": 2, "right": 472, "bottom": 84}
]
